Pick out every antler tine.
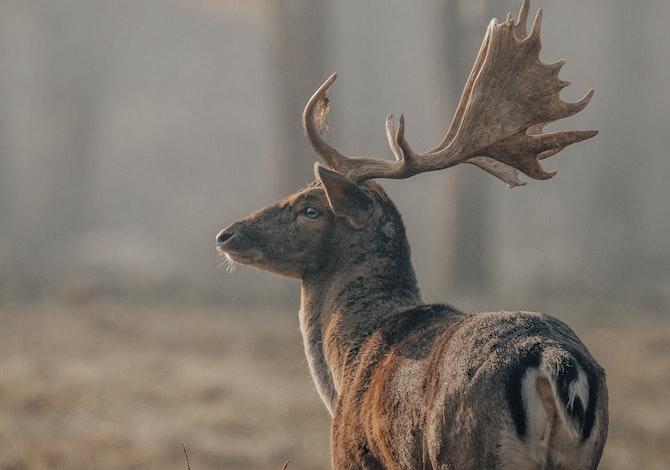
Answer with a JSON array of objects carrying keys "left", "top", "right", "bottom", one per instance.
[
  {"left": 385, "top": 113, "right": 423, "bottom": 169},
  {"left": 385, "top": 114, "right": 404, "bottom": 162},
  {"left": 514, "top": 0, "right": 530, "bottom": 37},
  {"left": 468, "top": 157, "right": 527, "bottom": 187},
  {"left": 302, "top": 73, "right": 355, "bottom": 174}
]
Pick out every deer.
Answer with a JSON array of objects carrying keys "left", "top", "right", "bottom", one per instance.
[{"left": 216, "top": 1, "right": 608, "bottom": 468}]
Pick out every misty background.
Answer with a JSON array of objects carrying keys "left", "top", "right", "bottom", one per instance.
[{"left": 0, "top": 0, "right": 668, "bottom": 310}]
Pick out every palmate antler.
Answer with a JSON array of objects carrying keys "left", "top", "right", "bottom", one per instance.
[{"left": 302, "top": 0, "right": 596, "bottom": 187}]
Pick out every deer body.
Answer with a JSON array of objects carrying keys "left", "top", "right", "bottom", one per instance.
[
  {"left": 217, "top": 2, "right": 608, "bottom": 468},
  {"left": 220, "top": 178, "right": 607, "bottom": 469}
]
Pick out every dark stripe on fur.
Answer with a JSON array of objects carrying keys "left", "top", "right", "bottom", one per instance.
[
  {"left": 506, "top": 345, "right": 542, "bottom": 439},
  {"left": 579, "top": 356, "right": 600, "bottom": 441},
  {"left": 379, "top": 304, "right": 464, "bottom": 360},
  {"left": 555, "top": 356, "right": 585, "bottom": 433},
  {"left": 380, "top": 304, "right": 460, "bottom": 342},
  {"left": 557, "top": 351, "right": 600, "bottom": 441}
]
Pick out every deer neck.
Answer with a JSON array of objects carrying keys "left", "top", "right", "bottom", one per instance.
[{"left": 298, "top": 228, "right": 421, "bottom": 414}]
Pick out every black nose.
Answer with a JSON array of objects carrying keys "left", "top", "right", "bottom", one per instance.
[{"left": 216, "top": 229, "right": 234, "bottom": 245}]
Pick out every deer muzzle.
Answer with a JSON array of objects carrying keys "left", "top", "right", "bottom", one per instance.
[{"left": 216, "top": 222, "right": 264, "bottom": 266}]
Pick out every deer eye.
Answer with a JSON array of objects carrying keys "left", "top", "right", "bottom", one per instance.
[{"left": 304, "top": 207, "right": 321, "bottom": 219}]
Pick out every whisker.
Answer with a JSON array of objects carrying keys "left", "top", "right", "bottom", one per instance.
[{"left": 217, "top": 251, "right": 237, "bottom": 273}]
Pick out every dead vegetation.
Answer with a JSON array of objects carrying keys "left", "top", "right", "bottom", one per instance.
[{"left": 0, "top": 298, "right": 667, "bottom": 469}]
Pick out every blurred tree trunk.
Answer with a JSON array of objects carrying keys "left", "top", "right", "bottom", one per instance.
[
  {"left": 588, "top": 0, "right": 651, "bottom": 295},
  {"left": 0, "top": 9, "right": 11, "bottom": 289},
  {"left": 0, "top": 27, "right": 9, "bottom": 239},
  {"left": 7, "top": 1, "right": 109, "bottom": 291},
  {"left": 434, "top": 0, "right": 495, "bottom": 291},
  {"left": 266, "top": 0, "right": 328, "bottom": 194}
]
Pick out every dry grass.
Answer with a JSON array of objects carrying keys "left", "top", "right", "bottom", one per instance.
[{"left": 0, "top": 299, "right": 667, "bottom": 469}]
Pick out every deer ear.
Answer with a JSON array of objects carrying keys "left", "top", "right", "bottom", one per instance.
[{"left": 315, "top": 163, "right": 373, "bottom": 229}]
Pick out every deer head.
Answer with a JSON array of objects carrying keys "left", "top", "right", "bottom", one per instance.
[{"left": 216, "top": 168, "right": 414, "bottom": 282}]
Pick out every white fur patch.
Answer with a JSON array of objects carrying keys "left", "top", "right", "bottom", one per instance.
[
  {"left": 498, "top": 364, "right": 596, "bottom": 469},
  {"left": 566, "top": 368, "right": 589, "bottom": 414}
]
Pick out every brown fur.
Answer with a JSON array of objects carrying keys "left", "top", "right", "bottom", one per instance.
[{"left": 217, "top": 169, "right": 608, "bottom": 468}]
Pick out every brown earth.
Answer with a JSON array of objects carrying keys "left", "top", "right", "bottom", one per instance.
[{"left": 0, "top": 299, "right": 668, "bottom": 469}]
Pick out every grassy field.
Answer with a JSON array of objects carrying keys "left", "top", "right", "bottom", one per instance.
[{"left": 0, "top": 298, "right": 668, "bottom": 469}]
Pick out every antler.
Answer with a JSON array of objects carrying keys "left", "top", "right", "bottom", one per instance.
[{"left": 302, "top": 0, "right": 597, "bottom": 187}]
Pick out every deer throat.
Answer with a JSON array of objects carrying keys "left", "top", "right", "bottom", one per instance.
[{"left": 298, "top": 264, "right": 421, "bottom": 415}]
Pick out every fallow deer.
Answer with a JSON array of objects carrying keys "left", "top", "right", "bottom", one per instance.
[{"left": 216, "top": 1, "right": 608, "bottom": 468}]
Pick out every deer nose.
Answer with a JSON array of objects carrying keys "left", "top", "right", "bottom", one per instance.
[{"left": 216, "top": 228, "right": 235, "bottom": 246}]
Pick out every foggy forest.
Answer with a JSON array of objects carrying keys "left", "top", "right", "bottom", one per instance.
[{"left": 0, "top": 0, "right": 668, "bottom": 468}]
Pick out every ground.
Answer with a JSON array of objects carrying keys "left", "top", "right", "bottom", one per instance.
[{"left": 0, "top": 298, "right": 668, "bottom": 469}]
